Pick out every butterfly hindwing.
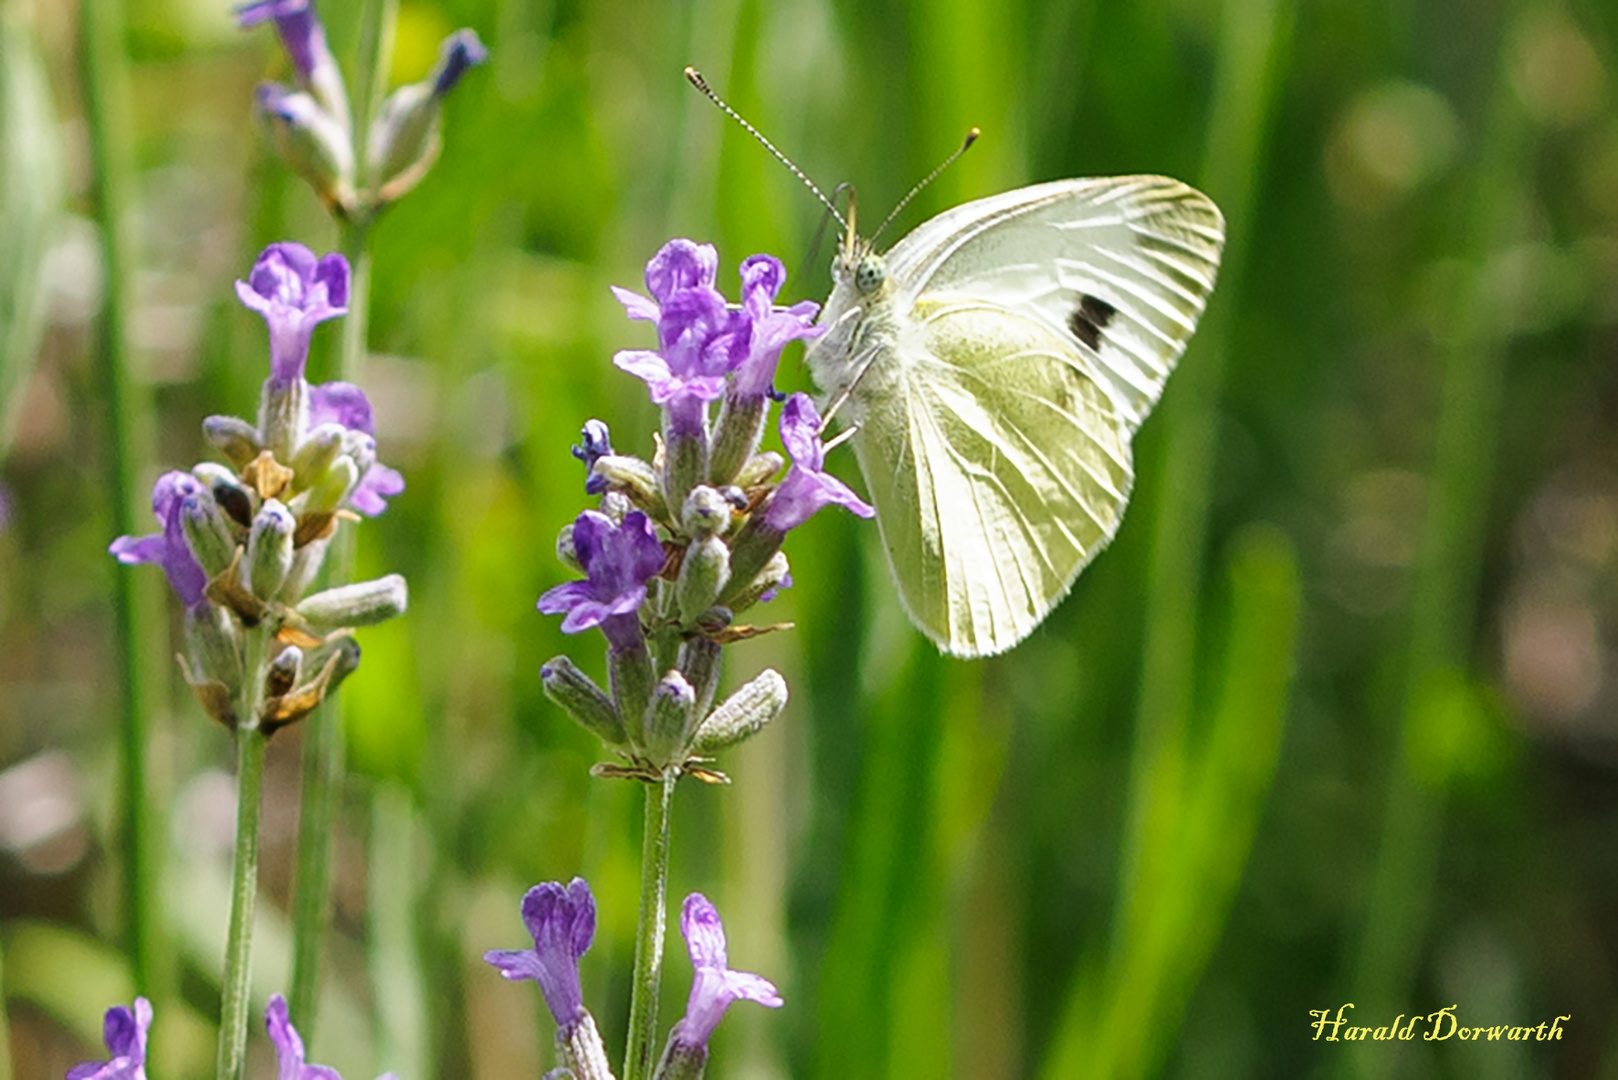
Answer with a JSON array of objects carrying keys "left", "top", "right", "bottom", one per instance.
[{"left": 850, "top": 295, "right": 1132, "bottom": 657}]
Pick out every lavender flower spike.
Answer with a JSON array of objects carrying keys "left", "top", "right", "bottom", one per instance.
[
  {"left": 538, "top": 509, "right": 664, "bottom": 648},
  {"left": 763, "top": 393, "right": 874, "bottom": 533},
  {"left": 67, "top": 998, "right": 151, "bottom": 1080},
  {"left": 267, "top": 994, "right": 399, "bottom": 1080},
  {"left": 483, "top": 878, "right": 596, "bottom": 1027},
  {"left": 654, "top": 893, "right": 781, "bottom": 1078},
  {"left": 108, "top": 471, "right": 209, "bottom": 608},
  {"left": 236, "top": 242, "right": 349, "bottom": 385}
]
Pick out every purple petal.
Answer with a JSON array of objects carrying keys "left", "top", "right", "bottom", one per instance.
[
  {"left": 349, "top": 463, "right": 404, "bottom": 516},
  {"left": 558, "top": 597, "right": 617, "bottom": 634},
  {"left": 764, "top": 467, "right": 874, "bottom": 534},
  {"left": 537, "top": 580, "right": 597, "bottom": 616},
  {"left": 308, "top": 380, "right": 375, "bottom": 433},
  {"left": 645, "top": 240, "right": 718, "bottom": 304},
  {"left": 739, "top": 254, "right": 786, "bottom": 315},
  {"left": 682, "top": 893, "right": 728, "bottom": 970},
  {"left": 610, "top": 286, "right": 660, "bottom": 322},
  {"left": 108, "top": 534, "right": 167, "bottom": 566},
  {"left": 613, "top": 349, "right": 675, "bottom": 398},
  {"left": 778, "top": 393, "right": 823, "bottom": 469}
]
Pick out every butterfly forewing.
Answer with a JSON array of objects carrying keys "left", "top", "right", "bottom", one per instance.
[{"left": 887, "top": 176, "right": 1225, "bottom": 431}]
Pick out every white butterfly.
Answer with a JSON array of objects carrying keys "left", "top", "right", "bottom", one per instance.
[{"left": 804, "top": 176, "right": 1225, "bottom": 658}]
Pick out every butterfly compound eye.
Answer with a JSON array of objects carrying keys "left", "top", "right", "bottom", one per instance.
[{"left": 855, "top": 254, "right": 887, "bottom": 295}]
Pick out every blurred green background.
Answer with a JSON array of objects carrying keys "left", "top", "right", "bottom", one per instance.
[{"left": 2, "top": 0, "right": 1617, "bottom": 1076}]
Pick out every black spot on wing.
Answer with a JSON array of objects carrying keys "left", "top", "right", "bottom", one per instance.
[{"left": 1067, "top": 294, "right": 1117, "bottom": 352}]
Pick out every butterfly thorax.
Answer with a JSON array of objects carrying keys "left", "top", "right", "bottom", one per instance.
[{"left": 806, "top": 244, "right": 900, "bottom": 406}]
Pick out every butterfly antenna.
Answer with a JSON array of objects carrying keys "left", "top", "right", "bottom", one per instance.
[
  {"left": 870, "top": 127, "right": 980, "bottom": 247},
  {"left": 685, "top": 67, "right": 847, "bottom": 232}
]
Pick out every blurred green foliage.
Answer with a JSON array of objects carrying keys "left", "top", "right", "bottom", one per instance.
[{"left": 2, "top": 0, "right": 1618, "bottom": 1077}]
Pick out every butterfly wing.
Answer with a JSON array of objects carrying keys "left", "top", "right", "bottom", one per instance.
[
  {"left": 837, "top": 176, "right": 1223, "bottom": 656},
  {"left": 886, "top": 175, "right": 1224, "bottom": 432},
  {"left": 846, "top": 294, "right": 1130, "bottom": 657}
]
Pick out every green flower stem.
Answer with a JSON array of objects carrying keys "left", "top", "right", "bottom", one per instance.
[
  {"left": 624, "top": 770, "right": 677, "bottom": 1080},
  {"left": 81, "top": 0, "right": 169, "bottom": 1006},
  {"left": 217, "top": 626, "right": 273, "bottom": 1080}
]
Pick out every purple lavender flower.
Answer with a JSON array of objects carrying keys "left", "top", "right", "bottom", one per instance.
[
  {"left": 236, "top": 0, "right": 327, "bottom": 83},
  {"left": 309, "top": 382, "right": 405, "bottom": 515},
  {"left": 611, "top": 240, "right": 748, "bottom": 408},
  {"left": 67, "top": 997, "right": 151, "bottom": 1080},
  {"left": 671, "top": 893, "right": 781, "bottom": 1050},
  {"left": 109, "top": 472, "right": 209, "bottom": 608},
  {"left": 538, "top": 510, "right": 665, "bottom": 644},
  {"left": 483, "top": 878, "right": 596, "bottom": 1028},
  {"left": 236, "top": 243, "right": 349, "bottom": 385},
  {"left": 267, "top": 994, "right": 399, "bottom": 1080},
  {"left": 762, "top": 394, "right": 874, "bottom": 532},
  {"left": 732, "top": 255, "right": 821, "bottom": 397}
]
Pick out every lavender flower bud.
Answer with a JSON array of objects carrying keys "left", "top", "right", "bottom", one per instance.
[
  {"left": 572, "top": 419, "right": 614, "bottom": 493},
  {"left": 295, "top": 573, "right": 409, "bottom": 629},
  {"left": 677, "top": 637, "right": 722, "bottom": 720},
  {"left": 290, "top": 422, "right": 346, "bottom": 491},
  {"left": 202, "top": 414, "right": 264, "bottom": 468},
  {"left": 643, "top": 669, "right": 696, "bottom": 763},
  {"left": 184, "top": 603, "right": 244, "bottom": 695},
  {"left": 540, "top": 656, "right": 626, "bottom": 747},
  {"left": 610, "top": 643, "right": 655, "bottom": 745},
  {"left": 257, "top": 361, "right": 309, "bottom": 461},
  {"left": 661, "top": 397, "right": 708, "bottom": 518},
  {"left": 255, "top": 83, "right": 356, "bottom": 214},
  {"left": 267, "top": 644, "right": 303, "bottom": 698},
  {"left": 559, "top": 1011, "right": 615, "bottom": 1080},
  {"left": 368, "top": 30, "right": 486, "bottom": 204},
  {"left": 592, "top": 454, "right": 666, "bottom": 518},
  {"left": 654, "top": 1039, "right": 708, "bottom": 1080},
  {"left": 311, "top": 633, "right": 362, "bottom": 695},
  {"left": 368, "top": 82, "right": 441, "bottom": 203},
  {"left": 246, "top": 499, "right": 296, "bottom": 599},
  {"left": 555, "top": 523, "right": 582, "bottom": 574},
  {"left": 179, "top": 491, "right": 238, "bottom": 578},
  {"left": 278, "top": 535, "right": 329, "bottom": 602},
  {"left": 708, "top": 391, "right": 767, "bottom": 488},
  {"left": 600, "top": 490, "right": 634, "bottom": 523},
  {"left": 723, "top": 550, "right": 791, "bottom": 613},
  {"left": 733, "top": 451, "right": 784, "bottom": 489},
  {"left": 692, "top": 669, "right": 788, "bottom": 753},
  {"left": 299, "top": 455, "right": 358, "bottom": 517},
  {"left": 195, "top": 464, "right": 257, "bottom": 528},
  {"left": 680, "top": 485, "right": 731, "bottom": 538},
  {"left": 676, "top": 535, "right": 730, "bottom": 627}
]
